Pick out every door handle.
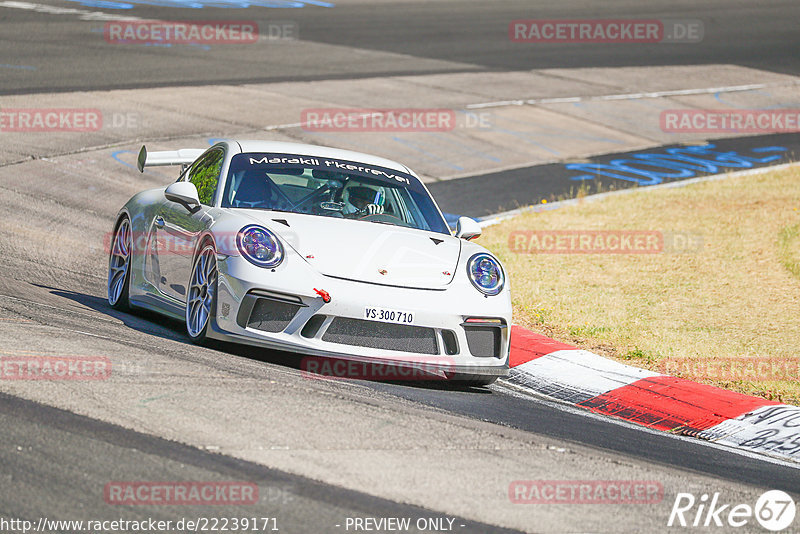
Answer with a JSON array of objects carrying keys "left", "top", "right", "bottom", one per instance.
[{"left": 154, "top": 216, "right": 165, "bottom": 229}]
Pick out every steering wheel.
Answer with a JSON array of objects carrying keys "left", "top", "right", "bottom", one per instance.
[
  {"left": 292, "top": 180, "right": 343, "bottom": 213},
  {"left": 309, "top": 200, "right": 344, "bottom": 216}
]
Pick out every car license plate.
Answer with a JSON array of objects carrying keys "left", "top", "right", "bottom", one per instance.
[{"left": 365, "top": 307, "right": 415, "bottom": 325}]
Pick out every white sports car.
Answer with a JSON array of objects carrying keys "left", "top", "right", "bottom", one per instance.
[{"left": 108, "top": 141, "right": 510, "bottom": 384}]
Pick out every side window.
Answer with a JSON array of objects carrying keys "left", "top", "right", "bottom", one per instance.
[{"left": 188, "top": 149, "right": 224, "bottom": 206}]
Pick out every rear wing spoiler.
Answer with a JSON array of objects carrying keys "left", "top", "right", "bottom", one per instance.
[{"left": 136, "top": 145, "right": 205, "bottom": 173}]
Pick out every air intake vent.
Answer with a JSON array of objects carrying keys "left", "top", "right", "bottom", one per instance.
[
  {"left": 463, "top": 326, "right": 501, "bottom": 358},
  {"left": 322, "top": 318, "right": 438, "bottom": 355},
  {"left": 246, "top": 299, "right": 301, "bottom": 333}
]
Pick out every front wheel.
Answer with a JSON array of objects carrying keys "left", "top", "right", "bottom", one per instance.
[
  {"left": 186, "top": 244, "right": 217, "bottom": 344},
  {"left": 108, "top": 217, "right": 133, "bottom": 311}
]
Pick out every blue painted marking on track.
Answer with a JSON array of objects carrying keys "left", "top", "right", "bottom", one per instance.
[
  {"left": 111, "top": 150, "right": 136, "bottom": 169},
  {"left": 567, "top": 143, "right": 787, "bottom": 185},
  {"left": 0, "top": 64, "right": 37, "bottom": 70},
  {"left": 65, "top": 0, "right": 332, "bottom": 8},
  {"left": 712, "top": 90, "right": 788, "bottom": 110},
  {"left": 751, "top": 146, "right": 786, "bottom": 153}
]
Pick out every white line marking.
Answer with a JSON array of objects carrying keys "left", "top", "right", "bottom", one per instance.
[
  {"left": 466, "top": 82, "right": 799, "bottom": 109},
  {"left": 263, "top": 121, "right": 305, "bottom": 131},
  {"left": 256, "top": 81, "right": 800, "bottom": 131},
  {"left": 262, "top": 111, "right": 399, "bottom": 132}
]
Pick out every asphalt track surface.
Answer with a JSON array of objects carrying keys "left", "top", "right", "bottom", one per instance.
[
  {"left": 0, "top": 392, "right": 521, "bottom": 534},
  {"left": 2, "top": 0, "right": 800, "bottom": 532},
  {"left": 0, "top": 0, "right": 798, "bottom": 94}
]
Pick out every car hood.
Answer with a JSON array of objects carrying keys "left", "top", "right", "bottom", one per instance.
[{"left": 238, "top": 210, "right": 460, "bottom": 289}]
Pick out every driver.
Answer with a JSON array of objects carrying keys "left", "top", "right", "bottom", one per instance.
[{"left": 343, "top": 184, "right": 385, "bottom": 218}]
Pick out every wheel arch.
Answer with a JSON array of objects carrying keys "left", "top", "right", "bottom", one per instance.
[
  {"left": 194, "top": 231, "right": 217, "bottom": 258},
  {"left": 112, "top": 209, "right": 131, "bottom": 233}
]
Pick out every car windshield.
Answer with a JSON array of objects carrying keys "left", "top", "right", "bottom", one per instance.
[{"left": 221, "top": 152, "right": 450, "bottom": 234}]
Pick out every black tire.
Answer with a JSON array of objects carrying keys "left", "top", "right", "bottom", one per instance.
[
  {"left": 186, "top": 243, "right": 218, "bottom": 345},
  {"left": 108, "top": 217, "right": 133, "bottom": 311}
]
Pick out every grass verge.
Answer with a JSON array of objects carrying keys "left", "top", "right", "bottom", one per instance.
[{"left": 480, "top": 165, "right": 800, "bottom": 404}]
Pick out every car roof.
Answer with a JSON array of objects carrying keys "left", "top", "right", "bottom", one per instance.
[{"left": 232, "top": 140, "right": 413, "bottom": 175}]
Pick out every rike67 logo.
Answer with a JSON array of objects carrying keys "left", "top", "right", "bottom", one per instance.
[{"left": 668, "top": 490, "right": 796, "bottom": 531}]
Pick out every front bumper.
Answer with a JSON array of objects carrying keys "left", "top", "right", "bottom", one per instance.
[{"left": 209, "top": 254, "right": 511, "bottom": 377}]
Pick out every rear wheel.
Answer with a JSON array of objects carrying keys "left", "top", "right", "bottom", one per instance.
[
  {"left": 186, "top": 244, "right": 217, "bottom": 344},
  {"left": 108, "top": 217, "right": 132, "bottom": 311}
]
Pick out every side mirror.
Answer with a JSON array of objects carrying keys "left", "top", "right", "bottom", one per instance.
[
  {"left": 165, "top": 182, "right": 200, "bottom": 209},
  {"left": 455, "top": 216, "right": 481, "bottom": 240}
]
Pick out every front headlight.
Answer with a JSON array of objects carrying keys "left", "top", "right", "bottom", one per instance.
[
  {"left": 467, "top": 253, "right": 505, "bottom": 295},
  {"left": 237, "top": 225, "right": 284, "bottom": 268}
]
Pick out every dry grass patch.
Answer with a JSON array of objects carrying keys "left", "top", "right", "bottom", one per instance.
[{"left": 480, "top": 165, "right": 800, "bottom": 404}]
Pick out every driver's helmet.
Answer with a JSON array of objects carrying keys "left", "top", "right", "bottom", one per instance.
[{"left": 342, "top": 183, "right": 384, "bottom": 214}]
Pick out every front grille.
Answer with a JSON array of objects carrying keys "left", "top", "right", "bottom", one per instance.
[
  {"left": 246, "top": 298, "right": 301, "bottom": 333},
  {"left": 322, "top": 317, "right": 438, "bottom": 355},
  {"left": 463, "top": 326, "right": 501, "bottom": 358}
]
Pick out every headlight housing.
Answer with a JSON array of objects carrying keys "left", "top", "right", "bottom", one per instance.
[
  {"left": 467, "top": 253, "right": 505, "bottom": 295},
  {"left": 237, "top": 225, "right": 284, "bottom": 268}
]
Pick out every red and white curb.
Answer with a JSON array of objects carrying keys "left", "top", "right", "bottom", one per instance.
[{"left": 505, "top": 326, "right": 800, "bottom": 463}]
